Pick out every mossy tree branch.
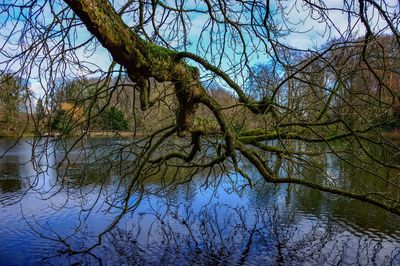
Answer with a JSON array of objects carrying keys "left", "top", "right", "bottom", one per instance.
[
  {"left": 62, "top": 0, "right": 400, "bottom": 217},
  {"left": 64, "top": 0, "right": 206, "bottom": 135}
]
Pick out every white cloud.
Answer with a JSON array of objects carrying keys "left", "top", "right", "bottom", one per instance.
[{"left": 30, "top": 82, "right": 45, "bottom": 99}]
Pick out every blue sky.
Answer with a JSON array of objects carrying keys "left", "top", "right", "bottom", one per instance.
[{"left": 0, "top": 0, "right": 398, "bottom": 105}]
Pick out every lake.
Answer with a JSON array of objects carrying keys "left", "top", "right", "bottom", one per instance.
[{"left": 0, "top": 137, "right": 399, "bottom": 265}]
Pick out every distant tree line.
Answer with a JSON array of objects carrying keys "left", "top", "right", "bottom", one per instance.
[
  {"left": 34, "top": 35, "right": 400, "bottom": 136},
  {"left": 247, "top": 35, "right": 400, "bottom": 133},
  {"left": 0, "top": 74, "right": 31, "bottom": 135},
  {"left": 2, "top": 35, "right": 398, "bottom": 137}
]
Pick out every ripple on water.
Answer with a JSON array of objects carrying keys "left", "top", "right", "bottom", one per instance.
[{"left": 1, "top": 138, "right": 400, "bottom": 265}]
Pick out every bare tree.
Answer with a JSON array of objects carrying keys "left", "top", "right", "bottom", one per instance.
[{"left": 1, "top": 0, "right": 400, "bottom": 255}]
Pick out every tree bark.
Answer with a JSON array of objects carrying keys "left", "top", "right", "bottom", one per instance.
[{"left": 63, "top": 0, "right": 204, "bottom": 135}]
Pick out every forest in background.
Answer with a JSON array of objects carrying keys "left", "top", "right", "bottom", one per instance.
[{"left": 1, "top": 35, "right": 400, "bottom": 138}]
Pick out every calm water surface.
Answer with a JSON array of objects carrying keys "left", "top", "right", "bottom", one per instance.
[{"left": 0, "top": 137, "right": 399, "bottom": 265}]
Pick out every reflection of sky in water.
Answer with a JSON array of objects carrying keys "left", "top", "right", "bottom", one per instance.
[{"left": 0, "top": 138, "right": 399, "bottom": 265}]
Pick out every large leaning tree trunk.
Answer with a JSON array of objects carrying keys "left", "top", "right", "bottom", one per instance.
[
  {"left": 64, "top": 0, "right": 205, "bottom": 136},
  {"left": 59, "top": 0, "right": 400, "bottom": 216},
  {"left": 64, "top": 0, "right": 239, "bottom": 158}
]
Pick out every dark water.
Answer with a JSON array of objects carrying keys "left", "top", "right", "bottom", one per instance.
[{"left": 0, "top": 138, "right": 399, "bottom": 265}]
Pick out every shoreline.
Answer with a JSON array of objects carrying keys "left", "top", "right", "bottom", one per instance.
[{"left": 2, "top": 130, "right": 400, "bottom": 140}]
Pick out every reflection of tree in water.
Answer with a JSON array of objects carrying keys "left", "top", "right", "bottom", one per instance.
[
  {"left": 0, "top": 179, "right": 22, "bottom": 193},
  {"left": 102, "top": 201, "right": 400, "bottom": 265},
  {"left": 33, "top": 173, "right": 399, "bottom": 266},
  {"left": 25, "top": 140, "right": 400, "bottom": 265},
  {"left": 0, "top": 158, "right": 23, "bottom": 196}
]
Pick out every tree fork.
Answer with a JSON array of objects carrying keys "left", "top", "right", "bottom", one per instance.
[{"left": 63, "top": 0, "right": 205, "bottom": 135}]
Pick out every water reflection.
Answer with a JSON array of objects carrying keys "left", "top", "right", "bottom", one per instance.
[
  {"left": 0, "top": 179, "right": 22, "bottom": 193},
  {"left": 0, "top": 160, "right": 22, "bottom": 193},
  {"left": 38, "top": 193, "right": 400, "bottom": 265},
  {"left": 0, "top": 138, "right": 399, "bottom": 265}
]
